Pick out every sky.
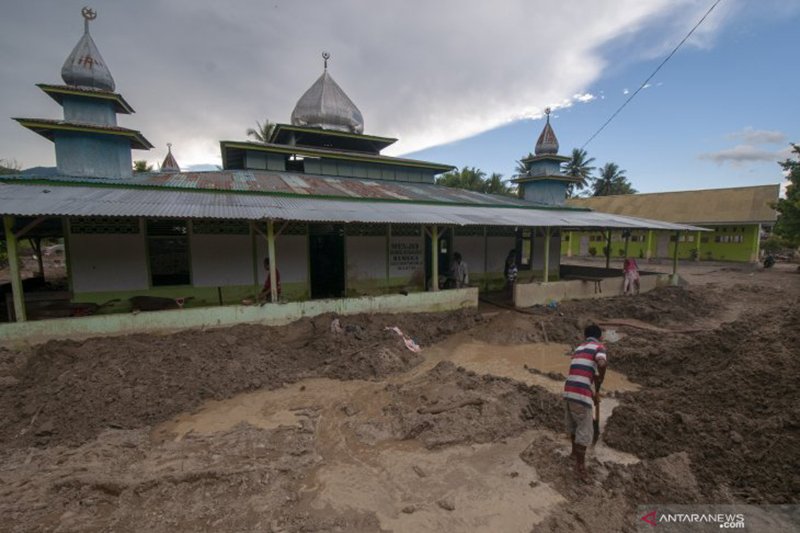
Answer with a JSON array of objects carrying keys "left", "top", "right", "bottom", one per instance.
[{"left": 0, "top": 0, "right": 797, "bottom": 195}]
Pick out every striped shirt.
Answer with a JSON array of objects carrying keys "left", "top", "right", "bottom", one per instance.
[{"left": 563, "top": 337, "right": 607, "bottom": 407}]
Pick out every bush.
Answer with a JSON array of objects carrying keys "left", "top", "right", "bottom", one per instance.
[{"left": 588, "top": 247, "right": 597, "bottom": 257}]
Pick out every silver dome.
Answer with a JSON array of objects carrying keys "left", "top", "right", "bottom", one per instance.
[
  {"left": 61, "top": 8, "right": 115, "bottom": 92},
  {"left": 291, "top": 67, "right": 364, "bottom": 134},
  {"left": 535, "top": 112, "right": 559, "bottom": 155}
]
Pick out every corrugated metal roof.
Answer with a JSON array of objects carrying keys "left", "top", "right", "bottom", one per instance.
[
  {"left": 566, "top": 185, "right": 780, "bottom": 224},
  {"left": 0, "top": 171, "right": 546, "bottom": 207},
  {"left": 0, "top": 182, "right": 707, "bottom": 231}
]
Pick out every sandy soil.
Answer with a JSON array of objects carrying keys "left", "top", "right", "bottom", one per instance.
[{"left": 1, "top": 261, "right": 798, "bottom": 532}]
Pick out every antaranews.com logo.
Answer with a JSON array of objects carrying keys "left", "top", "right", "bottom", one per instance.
[
  {"left": 636, "top": 505, "right": 800, "bottom": 532},
  {"left": 640, "top": 509, "right": 744, "bottom": 528}
]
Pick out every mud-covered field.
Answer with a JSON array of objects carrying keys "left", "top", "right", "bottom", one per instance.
[{"left": 1, "top": 262, "right": 798, "bottom": 532}]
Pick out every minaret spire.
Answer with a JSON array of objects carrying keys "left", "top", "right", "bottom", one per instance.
[
  {"left": 322, "top": 51, "right": 330, "bottom": 70},
  {"left": 82, "top": 6, "right": 96, "bottom": 33}
]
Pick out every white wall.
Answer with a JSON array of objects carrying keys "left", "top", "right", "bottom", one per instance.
[
  {"left": 453, "top": 235, "right": 485, "bottom": 273},
  {"left": 190, "top": 234, "right": 254, "bottom": 287},
  {"left": 69, "top": 234, "right": 149, "bottom": 292},
  {"left": 487, "top": 236, "right": 516, "bottom": 273},
  {"left": 388, "top": 235, "right": 424, "bottom": 283},
  {"left": 532, "top": 233, "right": 561, "bottom": 271},
  {"left": 346, "top": 236, "right": 387, "bottom": 282},
  {"left": 257, "top": 235, "right": 308, "bottom": 285}
]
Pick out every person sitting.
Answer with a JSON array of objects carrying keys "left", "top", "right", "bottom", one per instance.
[{"left": 622, "top": 257, "right": 640, "bottom": 295}]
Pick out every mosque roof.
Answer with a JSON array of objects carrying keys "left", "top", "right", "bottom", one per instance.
[
  {"left": 290, "top": 53, "right": 364, "bottom": 134},
  {"left": 13, "top": 118, "right": 153, "bottom": 150},
  {"left": 534, "top": 110, "right": 559, "bottom": 155},
  {"left": 36, "top": 84, "right": 134, "bottom": 114},
  {"left": 160, "top": 144, "right": 180, "bottom": 171},
  {"left": 60, "top": 7, "right": 115, "bottom": 92}
]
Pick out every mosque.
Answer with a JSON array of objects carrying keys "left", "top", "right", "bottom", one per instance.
[{"left": 0, "top": 8, "right": 698, "bottom": 336}]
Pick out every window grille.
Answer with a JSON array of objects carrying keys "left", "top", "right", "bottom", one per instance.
[
  {"left": 345, "top": 223, "right": 388, "bottom": 236},
  {"left": 70, "top": 217, "right": 140, "bottom": 234},
  {"left": 454, "top": 226, "right": 484, "bottom": 236},
  {"left": 192, "top": 219, "right": 250, "bottom": 235},
  {"left": 391, "top": 225, "right": 422, "bottom": 237}
]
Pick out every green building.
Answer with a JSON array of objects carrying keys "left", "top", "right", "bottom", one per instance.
[{"left": 562, "top": 185, "right": 779, "bottom": 262}]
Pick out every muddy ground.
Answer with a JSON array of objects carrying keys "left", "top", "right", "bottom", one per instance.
[{"left": 0, "top": 261, "right": 798, "bottom": 532}]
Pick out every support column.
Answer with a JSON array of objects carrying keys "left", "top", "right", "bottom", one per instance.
[
  {"left": 431, "top": 225, "right": 439, "bottom": 292},
  {"left": 543, "top": 227, "right": 551, "bottom": 282},
  {"left": 750, "top": 224, "right": 761, "bottom": 262},
  {"left": 605, "top": 230, "right": 612, "bottom": 269},
  {"left": 695, "top": 230, "right": 702, "bottom": 261},
  {"left": 624, "top": 230, "right": 631, "bottom": 258},
  {"left": 3, "top": 216, "right": 26, "bottom": 322},
  {"left": 671, "top": 230, "right": 680, "bottom": 285},
  {"left": 645, "top": 230, "right": 653, "bottom": 260},
  {"left": 566, "top": 231, "right": 573, "bottom": 258},
  {"left": 267, "top": 219, "right": 278, "bottom": 303}
]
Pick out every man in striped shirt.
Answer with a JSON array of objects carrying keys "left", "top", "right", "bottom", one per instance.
[{"left": 563, "top": 324, "right": 607, "bottom": 481}]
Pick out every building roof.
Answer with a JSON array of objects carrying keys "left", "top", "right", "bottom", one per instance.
[
  {"left": 269, "top": 124, "right": 397, "bottom": 154},
  {"left": 220, "top": 141, "right": 454, "bottom": 172},
  {"left": 566, "top": 185, "right": 780, "bottom": 225},
  {"left": 0, "top": 170, "right": 546, "bottom": 207},
  {"left": 37, "top": 84, "right": 134, "bottom": 114},
  {"left": 0, "top": 180, "right": 706, "bottom": 231},
  {"left": 61, "top": 8, "right": 115, "bottom": 92},
  {"left": 13, "top": 118, "right": 154, "bottom": 150},
  {"left": 535, "top": 110, "right": 559, "bottom": 155},
  {"left": 160, "top": 144, "right": 180, "bottom": 171},
  {"left": 290, "top": 55, "right": 364, "bottom": 134}
]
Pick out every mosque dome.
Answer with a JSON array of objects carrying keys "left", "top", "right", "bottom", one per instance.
[
  {"left": 61, "top": 7, "right": 115, "bottom": 92},
  {"left": 534, "top": 108, "right": 559, "bottom": 155},
  {"left": 290, "top": 52, "right": 364, "bottom": 134}
]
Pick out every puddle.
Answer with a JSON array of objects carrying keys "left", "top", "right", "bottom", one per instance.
[
  {"left": 152, "top": 378, "right": 371, "bottom": 441},
  {"left": 443, "top": 340, "right": 640, "bottom": 394}
]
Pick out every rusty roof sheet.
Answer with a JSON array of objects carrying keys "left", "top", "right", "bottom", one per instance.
[
  {"left": 0, "top": 170, "right": 544, "bottom": 207},
  {"left": 0, "top": 181, "right": 706, "bottom": 231},
  {"left": 566, "top": 185, "right": 780, "bottom": 225}
]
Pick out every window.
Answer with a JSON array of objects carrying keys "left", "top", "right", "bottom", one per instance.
[{"left": 147, "top": 219, "right": 191, "bottom": 286}]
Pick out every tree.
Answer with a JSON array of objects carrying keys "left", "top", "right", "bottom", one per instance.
[
  {"left": 591, "top": 162, "right": 637, "bottom": 196},
  {"left": 563, "top": 148, "right": 595, "bottom": 197},
  {"left": 0, "top": 158, "right": 21, "bottom": 175},
  {"left": 133, "top": 160, "right": 153, "bottom": 172},
  {"left": 774, "top": 143, "right": 800, "bottom": 246},
  {"left": 436, "top": 166, "right": 486, "bottom": 191},
  {"left": 247, "top": 119, "right": 277, "bottom": 143},
  {"left": 436, "top": 167, "right": 515, "bottom": 197},
  {"left": 515, "top": 153, "right": 534, "bottom": 176},
  {"left": 483, "top": 172, "right": 513, "bottom": 195}
]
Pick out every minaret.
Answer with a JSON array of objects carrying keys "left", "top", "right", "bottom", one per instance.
[
  {"left": 160, "top": 143, "right": 180, "bottom": 171},
  {"left": 13, "top": 7, "right": 152, "bottom": 178},
  {"left": 511, "top": 108, "right": 580, "bottom": 205}
]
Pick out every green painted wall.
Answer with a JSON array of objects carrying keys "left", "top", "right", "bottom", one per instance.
[{"left": 561, "top": 225, "right": 760, "bottom": 262}]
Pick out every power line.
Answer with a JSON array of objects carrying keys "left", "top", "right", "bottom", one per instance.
[{"left": 581, "top": 0, "right": 725, "bottom": 150}]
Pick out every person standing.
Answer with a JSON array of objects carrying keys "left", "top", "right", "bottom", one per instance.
[
  {"left": 504, "top": 249, "right": 518, "bottom": 296},
  {"left": 259, "top": 257, "right": 281, "bottom": 302},
  {"left": 622, "top": 257, "right": 640, "bottom": 295},
  {"left": 450, "top": 252, "right": 469, "bottom": 288},
  {"left": 563, "top": 324, "right": 607, "bottom": 481}
]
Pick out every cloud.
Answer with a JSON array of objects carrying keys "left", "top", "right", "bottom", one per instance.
[
  {"left": 699, "top": 144, "right": 792, "bottom": 166},
  {"left": 622, "top": 88, "right": 630, "bottom": 95},
  {"left": 726, "top": 127, "right": 786, "bottom": 145},
  {"left": 0, "top": 0, "right": 726, "bottom": 168}
]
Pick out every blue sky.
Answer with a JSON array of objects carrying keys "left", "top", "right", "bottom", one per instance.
[
  {"left": 1, "top": 1, "right": 797, "bottom": 197},
  {"left": 405, "top": 1, "right": 799, "bottom": 194}
]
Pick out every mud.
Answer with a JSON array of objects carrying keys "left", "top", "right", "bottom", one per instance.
[{"left": 1, "top": 263, "right": 799, "bottom": 532}]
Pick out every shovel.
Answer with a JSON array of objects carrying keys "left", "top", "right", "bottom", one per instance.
[{"left": 592, "top": 382, "right": 602, "bottom": 445}]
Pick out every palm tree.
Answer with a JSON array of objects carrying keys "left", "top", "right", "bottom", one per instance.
[
  {"left": 246, "top": 119, "right": 277, "bottom": 143},
  {"left": 515, "top": 152, "right": 534, "bottom": 176},
  {"left": 436, "top": 166, "right": 487, "bottom": 191},
  {"left": 591, "top": 162, "right": 637, "bottom": 196},
  {"left": 483, "top": 172, "right": 512, "bottom": 195},
  {"left": 563, "top": 148, "right": 595, "bottom": 196}
]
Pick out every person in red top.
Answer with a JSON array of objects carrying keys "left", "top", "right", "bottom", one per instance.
[
  {"left": 622, "top": 257, "right": 640, "bottom": 295},
  {"left": 259, "top": 257, "right": 281, "bottom": 302}
]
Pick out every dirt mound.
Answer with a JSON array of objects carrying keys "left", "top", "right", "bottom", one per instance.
[
  {"left": 0, "top": 309, "right": 480, "bottom": 448},
  {"left": 366, "top": 361, "right": 563, "bottom": 448},
  {"left": 604, "top": 299, "right": 800, "bottom": 503},
  {"left": 523, "top": 434, "right": 703, "bottom": 532}
]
